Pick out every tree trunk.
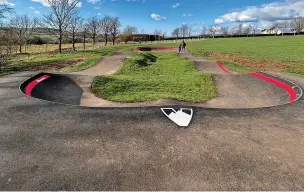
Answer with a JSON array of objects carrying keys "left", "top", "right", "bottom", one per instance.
[
  {"left": 112, "top": 35, "right": 115, "bottom": 46},
  {"left": 105, "top": 34, "right": 108, "bottom": 46},
  {"left": 72, "top": 31, "right": 75, "bottom": 51},
  {"left": 83, "top": 33, "right": 86, "bottom": 50},
  {"left": 93, "top": 34, "right": 96, "bottom": 49},
  {"left": 19, "top": 30, "right": 22, "bottom": 54},
  {"left": 59, "top": 28, "right": 62, "bottom": 54}
]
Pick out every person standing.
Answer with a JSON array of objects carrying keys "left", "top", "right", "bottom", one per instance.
[
  {"left": 182, "top": 40, "right": 186, "bottom": 52},
  {"left": 178, "top": 43, "right": 182, "bottom": 54}
]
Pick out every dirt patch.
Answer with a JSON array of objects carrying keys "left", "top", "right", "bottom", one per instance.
[
  {"left": 27, "top": 58, "right": 85, "bottom": 72},
  {"left": 135, "top": 46, "right": 177, "bottom": 52},
  {"left": 112, "top": 52, "right": 125, "bottom": 56},
  {"left": 48, "top": 58, "right": 85, "bottom": 71},
  {"left": 205, "top": 51, "right": 303, "bottom": 73}
]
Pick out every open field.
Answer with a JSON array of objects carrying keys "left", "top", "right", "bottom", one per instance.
[
  {"left": 10, "top": 40, "right": 183, "bottom": 54},
  {"left": 1, "top": 36, "right": 304, "bottom": 76},
  {"left": 1, "top": 46, "right": 125, "bottom": 75},
  {"left": 187, "top": 36, "right": 304, "bottom": 75},
  {"left": 92, "top": 52, "right": 216, "bottom": 102},
  {"left": 0, "top": 44, "right": 140, "bottom": 75},
  {"left": 1, "top": 42, "right": 179, "bottom": 75},
  {"left": 25, "top": 42, "right": 101, "bottom": 53}
]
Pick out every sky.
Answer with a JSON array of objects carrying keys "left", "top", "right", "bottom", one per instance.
[{"left": 0, "top": 0, "right": 304, "bottom": 35}]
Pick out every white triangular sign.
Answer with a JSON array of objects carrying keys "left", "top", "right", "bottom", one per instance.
[{"left": 161, "top": 108, "right": 193, "bottom": 127}]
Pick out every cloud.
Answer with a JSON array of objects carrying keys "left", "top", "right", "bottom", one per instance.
[
  {"left": 151, "top": 13, "right": 166, "bottom": 21},
  {"left": 215, "top": 0, "right": 304, "bottom": 24},
  {"left": 29, "top": 6, "right": 35, "bottom": 9},
  {"left": 34, "top": 10, "right": 40, "bottom": 14},
  {"left": 0, "top": 0, "right": 15, "bottom": 6},
  {"left": 172, "top": 3, "right": 180, "bottom": 8},
  {"left": 87, "top": 0, "right": 100, "bottom": 3},
  {"left": 183, "top": 14, "right": 192, "bottom": 17},
  {"left": 31, "top": 0, "right": 82, "bottom": 7}
]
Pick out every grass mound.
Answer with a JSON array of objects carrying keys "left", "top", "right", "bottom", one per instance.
[{"left": 92, "top": 52, "right": 217, "bottom": 103}]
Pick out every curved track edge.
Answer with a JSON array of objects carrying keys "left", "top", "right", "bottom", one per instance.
[{"left": 19, "top": 72, "right": 303, "bottom": 109}]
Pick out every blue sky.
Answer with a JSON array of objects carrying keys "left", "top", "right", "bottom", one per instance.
[{"left": 1, "top": 0, "right": 304, "bottom": 35}]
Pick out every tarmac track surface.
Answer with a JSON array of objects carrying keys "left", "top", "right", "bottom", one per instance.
[
  {"left": 18, "top": 51, "right": 302, "bottom": 108},
  {"left": 0, "top": 49, "right": 304, "bottom": 190}
]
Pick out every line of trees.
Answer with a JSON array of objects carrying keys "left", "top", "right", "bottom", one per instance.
[
  {"left": 171, "top": 24, "right": 192, "bottom": 39},
  {"left": 172, "top": 17, "right": 304, "bottom": 39},
  {"left": 0, "top": 0, "right": 140, "bottom": 57},
  {"left": 43, "top": 0, "right": 124, "bottom": 53}
]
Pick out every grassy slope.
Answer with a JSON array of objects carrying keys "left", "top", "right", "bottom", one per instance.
[
  {"left": 61, "top": 45, "right": 135, "bottom": 72},
  {"left": 92, "top": 52, "right": 216, "bottom": 103},
  {"left": 187, "top": 36, "right": 304, "bottom": 75},
  {"left": 1, "top": 44, "right": 136, "bottom": 75},
  {"left": 1, "top": 42, "right": 179, "bottom": 75}
]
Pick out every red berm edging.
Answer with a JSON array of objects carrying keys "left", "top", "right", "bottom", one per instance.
[
  {"left": 248, "top": 72, "right": 297, "bottom": 103},
  {"left": 215, "top": 61, "right": 232, "bottom": 74}
]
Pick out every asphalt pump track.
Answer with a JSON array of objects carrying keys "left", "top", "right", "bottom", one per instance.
[{"left": 19, "top": 49, "right": 303, "bottom": 109}]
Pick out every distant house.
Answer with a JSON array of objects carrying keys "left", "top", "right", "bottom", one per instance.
[
  {"left": 261, "top": 27, "right": 282, "bottom": 35},
  {"left": 291, "top": 28, "right": 304, "bottom": 34}
]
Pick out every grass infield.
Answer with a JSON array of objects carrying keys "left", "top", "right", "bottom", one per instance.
[{"left": 92, "top": 52, "right": 217, "bottom": 103}]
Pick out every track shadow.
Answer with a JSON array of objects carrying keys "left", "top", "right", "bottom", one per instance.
[
  {"left": 20, "top": 73, "right": 83, "bottom": 105},
  {"left": 137, "top": 47, "right": 152, "bottom": 52},
  {"left": 135, "top": 53, "right": 157, "bottom": 67}
]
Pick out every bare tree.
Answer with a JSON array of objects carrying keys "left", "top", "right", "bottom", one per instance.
[
  {"left": 291, "top": 16, "right": 304, "bottom": 35},
  {"left": 100, "top": 15, "right": 112, "bottom": 46},
  {"left": 69, "top": 12, "right": 83, "bottom": 51},
  {"left": 110, "top": 17, "right": 120, "bottom": 45},
  {"left": 9, "top": 14, "right": 38, "bottom": 53},
  {"left": 236, "top": 24, "right": 243, "bottom": 37},
  {"left": 180, "top": 24, "right": 189, "bottom": 39},
  {"left": 162, "top": 32, "right": 166, "bottom": 41},
  {"left": 243, "top": 25, "right": 251, "bottom": 37},
  {"left": 250, "top": 24, "right": 258, "bottom": 34},
  {"left": 208, "top": 24, "right": 219, "bottom": 38},
  {"left": 271, "top": 22, "right": 281, "bottom": 36},
  {"left": 201, "top": 25, "right": 207, "bottom": 38},
  {"left": 220, "top": 26, "right": 229, "bottom": 37},
  {"left": 121, "top": 25, "right": 137, "bottom": 43},
  {"left": 0, "top": 5, "right": 14, "bottom": 65},
  {"left": 0, "top": 4, "right": 13, "bottom": 21},
  {"left": 44, "top": 0, "right": 80, "bottom": 53},
  {"left": 171, "top": 28, "right": 180, "bottom": 39},
  {"left": 279, "top": 20, "right": 289, "bottom": 36},
  {"left": 86, "top": 17, "right": 99, "bottom": 49},
  {"left": 0, "top": 23, "right": 17, "bottom": 65},
  {"left": 187, "top": 26, "right": 192, "bottom": 37},
  {"left": 124, "top": 25, "right": 137, "bottom": 34},
  {"left": 81, "top": 25, "right": 88, "bottom": 50},
  {"left": 153, "top": 29, "right": 162, "bottom": 41}
]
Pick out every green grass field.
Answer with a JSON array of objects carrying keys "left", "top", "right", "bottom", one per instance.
[
  {"left": 0, "top": 44, "right": 140, "bottom": 75},
  {"left": 92, "top": 52, "right": 216, "bottom": 103},
  {"left": 1, "top": 36, "right": 303, "bottom": 76},
  {"left": 187, "top": 36, "right": 304, "bottom": 75},
  {"left": 1, "top": 42, "right": 178, "bottom": 75}
]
